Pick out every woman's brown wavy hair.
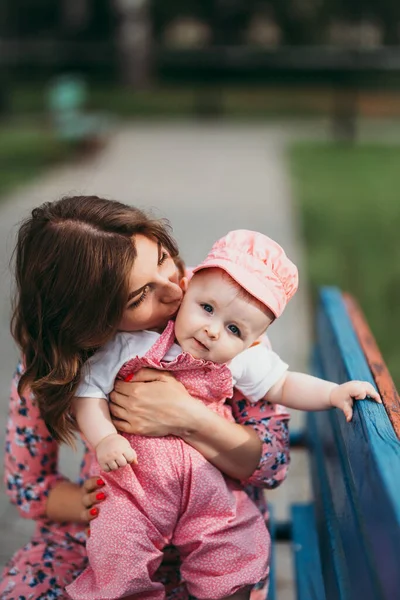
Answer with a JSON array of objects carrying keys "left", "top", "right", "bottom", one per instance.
[{"left": 11, "top": 195, "right": 180, "bottom": 444}]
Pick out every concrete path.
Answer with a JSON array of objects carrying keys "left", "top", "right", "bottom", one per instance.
[{"left": 0, "top": 122, "right": 312, "bottom": 598}]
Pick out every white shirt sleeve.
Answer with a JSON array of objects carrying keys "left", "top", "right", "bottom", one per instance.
[
  {"left": 75, "top": 331, "right": 156, "bottom": 399},
  {"left": 229, "top": 344, "right": 289, "bottom": 403}
]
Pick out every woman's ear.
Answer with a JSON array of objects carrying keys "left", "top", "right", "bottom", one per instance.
[{"left": 180, "top": 277, "right": 189, "bottom": 292}]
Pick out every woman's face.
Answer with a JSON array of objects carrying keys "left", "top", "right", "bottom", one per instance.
[{"left": 119, "top": 235, "right": 183, "bottom": 332}]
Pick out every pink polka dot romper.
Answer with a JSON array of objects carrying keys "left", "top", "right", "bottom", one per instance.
[{"left": 66, "top": 321, "right": 270, "bottom": 600}]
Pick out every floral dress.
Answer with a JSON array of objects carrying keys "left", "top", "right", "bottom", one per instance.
[{"left": 0, "top": 361, "right": 290, "bottom": 600}]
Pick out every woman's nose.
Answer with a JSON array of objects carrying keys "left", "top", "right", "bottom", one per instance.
[{"left": 159, "top": 280, "right": 182, "bottom": 304}]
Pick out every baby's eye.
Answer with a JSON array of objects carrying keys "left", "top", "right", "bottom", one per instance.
[
  {"left": 201, "top": 303, "right": 213, "bottom": 314},
  {"left": 228, "top": 324, "right": 241, "bottom": 337}
]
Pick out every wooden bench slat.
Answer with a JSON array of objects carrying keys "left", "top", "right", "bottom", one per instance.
[
  {"left": 343, "top": 292, "right": 400, "bottom": 439},
  {"left": 292, "top": 503, "right": 326, "bottom": 600},
  {"left": 313, "top": 287, "right": 400, "bottom": 600},
  {"left": 310, "top": 347, "right": 383, "bottom": 600},
  {"left": 307, "top": 399, "right": 352, "bottom": 600}
]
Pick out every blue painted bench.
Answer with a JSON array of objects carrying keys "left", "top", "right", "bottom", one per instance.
[{"left": 268, "top": 286, "right": 400, "bottom": 600}]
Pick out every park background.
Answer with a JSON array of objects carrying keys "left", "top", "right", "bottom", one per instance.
[{"left": 0, "top": 1, "right": 400, "bottom": 599}]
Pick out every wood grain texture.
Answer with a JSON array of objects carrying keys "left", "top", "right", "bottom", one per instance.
[
  {"left": 292, "top": 503, "right": 326, "bottom": 600},
  {"left": 309, "top": 287, "right": 400, "bottom": 600},
  {"left": 343, "top": 292, "right": 400, "bottom": 439}
]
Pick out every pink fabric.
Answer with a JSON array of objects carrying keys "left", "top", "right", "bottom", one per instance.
[
  {"left": 193, "top": 229, "right": 298, "bottom": 318},
  {"left": 67, "top": 322, "right": 270, "bottom": 600},
  {"left": 1, "top": 361, "right": 290, "bottom": 600}
]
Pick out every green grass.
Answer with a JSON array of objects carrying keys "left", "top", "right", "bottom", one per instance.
[
  {"left": 289, "top": 142, "right": 400, "bottom": 388},
  {"left": 9, "top": 83, "right": 334, "bottom": 119},
  {"left": 0, "top": 125, "right": 75, "bottom": 197}
]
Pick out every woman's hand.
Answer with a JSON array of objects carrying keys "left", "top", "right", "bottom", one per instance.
[
  {"left": 109, "top": 369, "right": 204, "bottom": 437},
  {"left": 109, "top": 369, "right": 262, "bottom": 481},
  {"left": 45, "top": 477, "right": 107, "bottom": 523},
  {"left": 79, "top": 476, "right": 107, "bottom": 523}
]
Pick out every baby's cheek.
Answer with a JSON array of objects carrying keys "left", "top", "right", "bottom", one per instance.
[{"left": 174, "top": 313, "right": 188, "bottom": 347}]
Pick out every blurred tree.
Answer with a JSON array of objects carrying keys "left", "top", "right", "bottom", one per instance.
[
  {"left": 3, "top": 0, "right": 116, "bottom": 41},
  {"left": 375, "top": 0, "right": 400, "bottom": 44},
  {"left": 269, "top": 0, "right": 327, "bottom": 44},
  {"left": 152, "top": 0, "right": 208, "bottom": 40},
  {"left": 5, "top": 0, "right": 59, "bottom": 37},
  {"left": 320, "top": 0, "right": 400, "bottom": 44},
  {"left": 61, "top": 0, "right": 89, "bottom": 33},
  {"left": 0, "top": 1, "right": 9, "bottom": 114},
  {"left": 209, "top": 0, "right": 254, "bottom": 44},
  {"left": 113, "top": 0, "right": 152, "bottom": 88},
  {"left": 3, "top": 0, "right": 399, "bottom": 48}
]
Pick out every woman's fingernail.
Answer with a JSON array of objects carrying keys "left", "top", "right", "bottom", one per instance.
[
  {"left": 96, "top": 492, "right": 106, "bottom": 501},
  {"left": 87, "top": 529, "right": 91, "bottom": 537},
  {"left": 90, "top": 507, "right": 98, "bottom": 516},
  {"left": 124, "top": 374, "right": 134, "bottom": 382},
  {"left": 96, "top": 478, "right": 105, "bottom": 486}
]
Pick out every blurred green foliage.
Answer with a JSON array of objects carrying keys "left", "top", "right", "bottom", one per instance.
[
  {"left": 9, "top": 84, "right": 336, "bottom": 119},
  {"left": 289, "top": 142, "right": 400, "bottom": 387},
  {"left": 3, "top": 0, "right": 400, "bottom": 45},
  {"left": 0, "top": 127, "right": 74, "bottom": 197}
]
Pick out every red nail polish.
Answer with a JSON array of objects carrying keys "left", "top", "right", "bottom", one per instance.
[
  {"left": 87, "top": 529, "right": 91, "bottom": 537},
  {"left": 96, "top": 492, "right": 106, "bottom": 501},
  {"left": 124, "top": 374, "right": 134, "bottom": 382},
  {"left": 90, "top": 507, "right": 98, "bottom": 516},
  {"left": 96, "top": 478, "right": 105, "bottom": 486}
]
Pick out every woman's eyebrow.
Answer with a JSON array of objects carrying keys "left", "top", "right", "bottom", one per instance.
[{"left": 127, "top": 286, "right": 147, "bottom": 302}]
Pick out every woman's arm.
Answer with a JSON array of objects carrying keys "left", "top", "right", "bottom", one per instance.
[
  {"left": 4, "top": 362, "right": 106, "bottom": 523},
  {"left": 109, "top": 370, "right": 263, "bottom": 481},
  {"left": 181, "top": 403, "right": 262, "bottom": 481},
  {"left": 4, "top": 362, "right": 68, "bottom": 519},
  {"left": 110, "top": 369, "right": 291, "bottom": 488}
]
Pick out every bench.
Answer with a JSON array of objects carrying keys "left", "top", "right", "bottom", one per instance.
[
  {"left": 47, "top": 74, "right": 110, "bottom": 150},
  {"left": 268, "top": 286, "right": 400, "bottom": 600}
]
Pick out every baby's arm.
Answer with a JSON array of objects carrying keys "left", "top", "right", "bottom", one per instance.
[
  {"left": 73, "top": 397, "right": 136, "bottom": 472},
  {"left": 264, "top": 372, "right": 381, "bottom": 421},
  {"left": 73, "top": 333, "right": 142, "bottom": 472},
  {"left": 72, "top": 396, "right": 137, "bottom": 471}
]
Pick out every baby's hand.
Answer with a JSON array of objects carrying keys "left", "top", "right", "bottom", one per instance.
[
  {"left": 95, "top": 433, "right": 137, "bottom": 472},
  {"left": 329, "top": 381, "right": 382, "bottom": 422}
]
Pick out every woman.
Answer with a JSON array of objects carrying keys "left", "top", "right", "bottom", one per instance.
[{"left": 1, "top": 195, "right": 290, "bottom": 599}]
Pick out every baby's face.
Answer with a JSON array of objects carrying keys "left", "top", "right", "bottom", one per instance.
[{"left": 175, "top": 269, "right": 273, "bottom": 363}]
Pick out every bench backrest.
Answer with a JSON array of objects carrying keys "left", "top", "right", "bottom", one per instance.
[{"left": 310, "top": 287, "right": 400, "bottom": 600}]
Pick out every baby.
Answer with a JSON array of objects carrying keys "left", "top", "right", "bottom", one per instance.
[
  {"left": 67, "top": 230, "right": 380, "bottom": 600},
  {"left": 74, "top": 230, "right": 379, "bottom": 473}
]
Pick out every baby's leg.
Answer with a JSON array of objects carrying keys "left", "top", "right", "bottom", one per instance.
[
  {"left": 173, "top": 456, "right": 270, "bottom": 600},
  {"left": 66, "top": 465, "right": 175, "bottom": 600}
]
